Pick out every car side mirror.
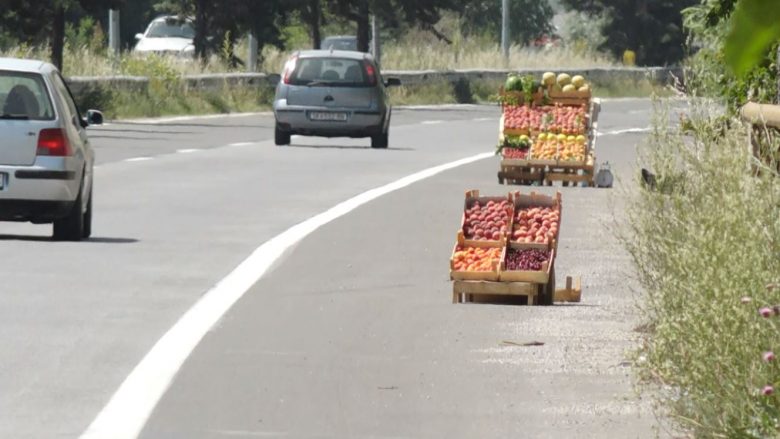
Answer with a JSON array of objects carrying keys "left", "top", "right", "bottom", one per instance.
[
  {"left": 135, "top": 33, "right": 144, "bottom": 40},
  {"left": 384, "top": 77, "right": 401, "bottom": 87},
  {"left": 86, "top": 109, "right": 104, "bottom": 126}
]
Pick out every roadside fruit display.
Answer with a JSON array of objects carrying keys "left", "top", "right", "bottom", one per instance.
[
  {"left": 502, "top": 147, "right": 528, "bottom": 160},
  {"left": 451, "top": 190, "right": 563, "bottom": 304},
  {"left": 463, "top": 199, "right": 512, "bottom": 241}
]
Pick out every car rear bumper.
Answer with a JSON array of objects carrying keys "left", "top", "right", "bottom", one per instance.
[
  {"left": 274, "top": 104, "right": 387, "bottom": 137},
  {"left": 0, "top": 199, "right": 74, "bottom": 222},
  {"left": 0, "top": 157, "right": 82, "bottom": 220}
]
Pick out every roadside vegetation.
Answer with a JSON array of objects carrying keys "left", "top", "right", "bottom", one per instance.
[{"left": 625, "top": 1, "right": 780, "bottom": 436}]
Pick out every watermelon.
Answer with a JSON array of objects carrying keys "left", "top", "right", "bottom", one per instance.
[{"left": 505, "top": 74, "right": 523, "bottom": 92}]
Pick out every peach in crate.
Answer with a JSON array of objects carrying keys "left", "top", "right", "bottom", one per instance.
[
  {"left": 510, "top": 191, "right": 562, "bottom": 248},
  {"left": 449, "top": 231, "right": 502, "bottom": 281},
  {"left": 461, "top": 190, "right": 513, "bottom": 243}
]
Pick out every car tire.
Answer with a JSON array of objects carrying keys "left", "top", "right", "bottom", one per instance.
[
  {"left": 371, "top": 130, "right": 389, "bottom": 149},
  {"left": 82, "top": 186, "right": 93, "bottom": 239},
  {"left": 275, "top": 125, "right": 291, "bottom": 146},
  {"left": 53, "top": 182, "right": 85, "bottom": 241}
]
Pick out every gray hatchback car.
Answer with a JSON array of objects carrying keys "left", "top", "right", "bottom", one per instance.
[{"left": 273, "top": 50, "right": 400, "bottom": 149}]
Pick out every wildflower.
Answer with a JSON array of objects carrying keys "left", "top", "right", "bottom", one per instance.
[
  {"left": 760, "top": 307, "right": 774, "bottom": 318},
  {"left": 762, "top": 385, "right": 774, "bottom": 396},
  {"left": 741, "top": 296, "right": 752, "bottom": 304},
  {"left": 764, "top": 351, "right": 776, "bottom": 362}
]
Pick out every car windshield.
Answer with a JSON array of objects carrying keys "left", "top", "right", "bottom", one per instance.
[
  {"left": 289, "top": 58, "right": 371, "bottom": 87},
  {"left": 146, "top": 20, "right": 195, "bottom": 39},
  {"left": 321, "top": 38, "right": 357, "bottom": 51},
  {"left": 0, "top": 71, "right": 55, "bottom": 120}
]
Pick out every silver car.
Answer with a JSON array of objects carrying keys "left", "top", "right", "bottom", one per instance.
[
  {"left": 273, "top": 50, "right": 400, "bottom": 149},
  {"left": 0, "top": 58, "right": 102, "bottom": 240}
]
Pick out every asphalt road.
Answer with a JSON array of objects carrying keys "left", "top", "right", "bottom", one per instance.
[{"left": 1, "top": 99, "right": 667, "bottom": 438}]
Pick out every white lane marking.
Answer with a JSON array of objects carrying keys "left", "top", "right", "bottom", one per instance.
[
  {"left": 124, "top": 157, "right": 153, "bottom": 162},
  {"left": 421, "top": 120, "right": 443, "bottom": 125},
  {"left": 79, "top": 151, "right": 494, "bottom": 439},
  {"left": 176, "top": 148, "right": 199, "bottom": 154},
  {"left": 472, "top": 117, "right": 493, "bottom": 122},
  {"left": 208, "top": 430, "right": 289, "bottom": 437},
  {"left": 596, "top": 127, "right": 651, "bottom": 137},
  {"left": 227, "top": 142, "right": 255, "bottom": 147},
  {"left": 111, "top": 111, "right": 272, "bottom": 125}
]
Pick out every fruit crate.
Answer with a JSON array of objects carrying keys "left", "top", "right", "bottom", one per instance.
[
  {"left": 499, "top": 241, "right": 555, "bottom": 283},
  {"left": 449, "top": 231, "right": 502, "bottom": 282},
  {"left": 547, "top": 86, "right": 592, "bottom": 107},
  {"left": 497, "top": 162, "right": 545, "bottom": 186},
  {"left": 461, "top": 189, "right": 514, "bottom": 245},
  {"left": 510, "top": 191, "right": 562, "bottom": 250},
  {"left": 452, "top": 279, "right": 552, "bottom": 305}
]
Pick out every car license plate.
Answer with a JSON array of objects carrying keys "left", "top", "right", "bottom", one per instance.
[{"left": 309, "top": 111, "right": 348, "bottom": 122}]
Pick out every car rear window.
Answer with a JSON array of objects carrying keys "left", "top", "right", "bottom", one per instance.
[
  {"left": 147, "top": 19, "right": 195, "bottom": 39},
  {"left": 0, "top": 71, "right": 55, "bottom": 120},
  {"left": 289, "top": 58, "right": 371, "bottom": 87}
]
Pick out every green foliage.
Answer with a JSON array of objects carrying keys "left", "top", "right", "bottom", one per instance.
[
  {"left": 459, "top": 0, "right": 555, "bottom": 46},
  {"left": 561, "top": 0, "right": 697, "bottom": 65},
  {"left": 723, "top": 0, "right": 780, "bottom": 77},
  {"left": 682, "top": 0, "right": 778, "bottom": 109},
  {"left": 624, "top": 100, "right": 780, "bottom": 437}
]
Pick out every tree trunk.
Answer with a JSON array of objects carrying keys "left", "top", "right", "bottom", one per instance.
[
  {"left": 356, "top": 2, "right": 370, "bottom": 53},
  {"left": 308, "top": 0, "right": 321, "bottom": 49},
  {"left": 194, "top": 0, "right": 209, "bottom": 63},
  {"left": 51, "top": 5, "right": 65, "bottom": 71}
]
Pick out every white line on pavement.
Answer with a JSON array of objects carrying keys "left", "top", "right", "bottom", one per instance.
[
  {"left": 421, "top": 120, "right": 443, "bottom": 125},
  {"left": 227, "top": 142, "right": 255, "bottom": 147},
  {"left": 176, "top": 149, "right": 199, "bottom": 154},
  {"left": 112, "top": 111, "right": 272, "bottom": 125},
  {"left": 123, "top": 157, "right": 153, "bottom": 162},
  {"left": 79, "top": 151, "right": 494, "bottom": 439},
  {"left": 472, "top": 117, "right": 493, "bottom": 122},
  {"left": 596, "top": 127, "right": 651, "bottom": 137}
]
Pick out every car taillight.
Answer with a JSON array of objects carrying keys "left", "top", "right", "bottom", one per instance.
[
  {"left": 282, "top": 55, "right": 298, "bottom": 84},
  {"left": 37, "top": 128, "right": 72, "bottom": 156},
  {"left": 364, "top": 63, "right": 377, "bottom": 86}
]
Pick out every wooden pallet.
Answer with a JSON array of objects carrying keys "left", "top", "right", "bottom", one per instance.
[
  {"left": 452, "top": 266, "right": 556, "bottom": 305},
  {"left": 497, "top": 162, "right": 545, "bottom": 185},
  {"left": 554, "top": 276, "right": 582, "bottom": 303}
]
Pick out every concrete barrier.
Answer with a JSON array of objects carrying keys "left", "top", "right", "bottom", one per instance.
[{"left": 65, "top": 67, "right": 679, "bottom": 103}]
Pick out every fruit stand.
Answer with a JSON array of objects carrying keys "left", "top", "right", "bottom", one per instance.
[
  {"left": 449, "top": 190, "right": 578, "bottom": 305},
  {"left": 496, "top": 71, "right": 601, "bottom": 187}
]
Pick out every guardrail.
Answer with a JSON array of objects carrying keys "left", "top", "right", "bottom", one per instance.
[{"left": 65, "top": 67, "right": 680, "bottom": 103}]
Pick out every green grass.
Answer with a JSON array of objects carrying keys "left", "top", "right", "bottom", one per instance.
[{"left": 623, "top": 100, "right": 780, "bottom": 437}]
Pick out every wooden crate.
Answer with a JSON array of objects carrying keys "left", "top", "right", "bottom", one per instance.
[
  {"left": 460, "top": 190, "right": 513, "bottom": 245},
  {"left": 547, "top": 86, "right": 592, "bottom": 106},
  {"left": 508, "top": 191, "right": 562, "bottom": 248},
  {"left": 554, "top": 276, "right": 582, "bottom": 303},
  {"left": 449, "top": 231, "right": 503, "bottom": 282},
  {"left": 498, "top": 160, "right": 544, "bottom": 186},
  {"left": 545, "top": 155, "right": 596, "bottom": 187},
  {"left": 499, "top": 242, "right": 555, "bottom": 283},
  {"left": 499, "top": 88, "right": 545, "bottom": 108}
]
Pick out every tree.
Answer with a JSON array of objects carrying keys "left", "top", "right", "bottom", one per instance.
[
  {"left": 561, "top": 0, "right": 697, "bottom": 65},
  {"left": 154, "top": 0, "right": 289, "bottom": 66},
  {"left": 325, "top": 0, "right": 458, "bottom": 53},
  {"left": 459, "top": 0, "right": 555, "bottom": 46},
  {"left": 0, "top": 0, "right": 125, "bottom": 71}
]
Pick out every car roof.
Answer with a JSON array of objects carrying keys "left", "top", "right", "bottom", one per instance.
[
  {"left": 0, "top": 57, "right": 54, "bottom": 74},
  {"left": 296, "top": 50, "right": 370, "bottom": 61},
  {"left": 151, "top": 15, "right": 193, "bottom": 23}
]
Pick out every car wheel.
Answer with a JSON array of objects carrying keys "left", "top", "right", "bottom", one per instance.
[
  {"left": 82, "top": 186, "right": 93, "bottom": 239},
  {"left": 371, "top": 130, "right": 388, "bottom": 149},
  {"left": 53, "top": 182, "right": 85, "bottom": 241},
  {"left": 275, "top": 125, "right": 291, "bottom": 146}
]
